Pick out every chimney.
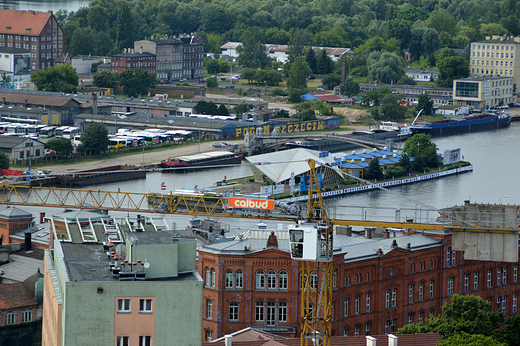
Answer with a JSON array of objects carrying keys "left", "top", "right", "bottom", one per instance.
[
  {"left": 39, "top": 212, "right": 45, "bottom": 224},
  {"left": 366, "top": 336, "right": 376, "bottom": 346},
  {"left": 224, "top": 335, "right": 232, "bottom": 346},
  {"left": 377, "top": 248, "right": 383, "bottom": 256},
  {"left": 92, "top": 93, "right": 97, "bottom": 115},
  {"left": 366, "top": 228, "right": 372, "bottom": 239},
  {"left": 391, "top": 239, "right": 398, "bottom": 248},
  {"left": 406, "top": 243, "right": 411, "bottom": 249},
  {"left": 24, "top": 232, "right": 32, "bottom": 251},
  {"left": 25, "top": 98, "right": 28, "bottom": 107},
  {"left": 388, "top": 334, "right": 398, "bottom": 346}
]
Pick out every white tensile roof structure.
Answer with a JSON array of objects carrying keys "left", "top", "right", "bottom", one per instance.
[{"left": 245, "top": 148, "right": 343, "bottom": 184}]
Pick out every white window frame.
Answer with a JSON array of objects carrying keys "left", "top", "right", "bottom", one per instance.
[
  {"left": 354, "top": 326, "right": 359, "bottom": 336},
  {"left": 139, "top": 336, "right": 152, "bottom": 346},
  {"left": 236, "top": 270, "right": 243, "bottom": 288},
  {"left": 391, "top": 288, "right": 397, "bottom": 307},
  {"left": 343, "top": 298, "right": 349, "bottom": 317},
  {"left": 419, "top": 282, "right": 424, "bottom": 301},
  {"left": 513, "top": 293, "right": 518, "bottom": 314},
  {"left": 409, "top": 284, "right": 414, "bottom": 304},
  {"left": 255, "top": 301, "right": 264, "bottom": 321},
  {"left": 355, "top": 295, "right": 360, "bottom": 314},
  {"left": 474, "top": 272, "right": 479, "bottom": 290},
  {"left": 514, "top": 265, "right": 518, "bottom": 282},
  {"left": 448, "top": 277, "right": 454, "bottom": 296},
  {"left": 225, "top": 269, "right": 234, "bottom": 288},
  {"left": 267, "top": 270, "right": 277, "bottom": 289},
  {"left": 498, "top": 268, "right": 502, "bottom": 286},
  {"left": 385, "top": 290, "right": 390, "bottom": 308},
  {"left": 256, "top": 270, "right": 265, "bottom": 289},
  {"left": 117, "top": 299, "right": 131, "bottom": 313},
  {"left": 139, "top": 299, "right": 152, "bottom": 313},
  {"left": 116, "top": 336, "right": 129, "bottom": 346},
  {"left": 4, "top": 312, "right": 15, "bottom": 325},
  {"left": 207, "top": 300, "right": 213, "bottom": 319},
  {"left": 229, "top": 302, "right": 239, "bottom": 321},
  {"left": 279, "top": 302, "right": 287, "bottom": 322},
  {"left": 279, "top": 270, "right": 288, "bottom": 289},
  {"left": 365, "top": 324, "right": 370, "bottom": 336},
  {"left": 503, "top": 267, "right": 507, "bottom": 285},
  {"left": 488, "top": 269, "right": 492, "bottom": 288},
  {"left": 465, "top": 273, "right": 469, "bottom": 291},
  {"left": 366, "top": 293, "right": 371, "bottom": 312}
]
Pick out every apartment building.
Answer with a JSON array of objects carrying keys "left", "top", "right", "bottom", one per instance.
[
  {"left": 110, "top": 49, "right": 156, "bottom": 75},
  {"left": 470, "top": 35, "right": 520, "bottom": 84},
  {"left": 198, "top": 223, "right": 520, "bottom": 341},
  {"left": 42, "top": 217, "right": 203, "bottom": 346},
  {"left": 0, "top": 9, "right": 65, "bottom": 70}
]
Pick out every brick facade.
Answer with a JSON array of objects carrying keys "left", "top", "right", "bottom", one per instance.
[
  {"left": 198, "top": 230, "right": 520, "bottom": 341},
  {"left": 110, "top": 51, "right": 156, "bottom": 75}
]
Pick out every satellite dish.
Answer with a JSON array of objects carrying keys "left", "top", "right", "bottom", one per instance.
[{"left": 144, "top": 262, "right": 150, "bottom": 269}]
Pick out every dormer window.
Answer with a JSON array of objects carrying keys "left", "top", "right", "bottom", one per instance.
[{"left": 5, "top": 27, "right": 11, "bottom": 29}]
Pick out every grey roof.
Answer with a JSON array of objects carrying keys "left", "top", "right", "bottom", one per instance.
[
  {"left": 0, "top": 47, "right": 30, "bottom": 54},
  {"left": 51, "top": 209, "right": 109, "bottom": 221},
  {"left": 474, "top": 37, "right": 520, "bottom": 44},
  {"left": 127, "top": 230, "right": 194, "bottom": 245},
  {"left": 0, "top": 254, "right": 44, "bottom": 282},
  {"left": 0, "top": 136, "right": 43, "bottom": 149},
  {"left": 0, "top": 206, "right": 33, "bottom": 219},
  {"left": 245, "top": 148, "right": 342, "bottom": 183}
]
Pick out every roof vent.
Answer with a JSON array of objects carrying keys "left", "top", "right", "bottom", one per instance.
[
  {"left": 5, "top": 27, "right": 11, "bottom": 30},
  {"left": 26, "top": 28, "right": 31, "bottom": 31}
]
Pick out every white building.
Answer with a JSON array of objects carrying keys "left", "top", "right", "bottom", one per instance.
[
  {"left": 0, "top": 47, "right": 31, "bottom": 81},
  {"left": 404, "top": 69, "right": 438, "bottom": 82}
]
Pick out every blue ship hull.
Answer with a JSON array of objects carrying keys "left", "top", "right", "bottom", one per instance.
[{"left": 411, "top": 114, "right": 511, "bottom": 137}]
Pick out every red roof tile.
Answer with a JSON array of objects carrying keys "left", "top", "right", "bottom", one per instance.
[
  {"left": 0, "top": 9, "right": 54, "bottom": 36},
  {"left": 0, "top": 282, "right": 37, "bottom": 310}
]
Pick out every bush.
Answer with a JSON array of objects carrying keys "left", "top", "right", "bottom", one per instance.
[
  {"left": 271, "top": 87, "right": 286, "bottom": 96},
  {"left": 385, "top": 166, "right": 407, "bottom": 178}
]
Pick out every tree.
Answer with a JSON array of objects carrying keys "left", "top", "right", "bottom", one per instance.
[
  {"left": 194, "top": 101, "right": 218, "bottom": 114},
  {"left": 216, "top": 104, "right": 228, "bottom": 115},
  {"left": 118, "top": 68, "right": 157, "bottom": 97},
  {"left": 0, "top": 152, "right": 9, "bottom": 169},
  {"left": 46, "top": 138, "right": 74, "bottom": 157},
  {"left": 93, "top": 71, "right": 117, "bottom": 88},
  {"left": 441, "top": 333, "right": 507, "bottom": 346},
  {"left": 339, "top": 78, "right": 360, "bottom": 97},
  {"left": 233, "top": 103, "right": 253, "bottom": 116},
  {"left": 380, "top": 93, "right": 406, "bottom": 120},
  {"left": 398, "top": 75, "right": 415, "bottom": 85},
  {"left": 398, "top": 295, "right": 501, "bottom": 340},
  {"left": 91, "top": 61, "right": 103, "bottom": 74},
  {"left": 402, "top": 134, "right": 439, "bottom": 171},
  {"left": 116, "top": 1, "right": 133, "bottom": 52},
  {"left": 365, "top": 157, "right": 383, "bottom": 180},
  {"left": 292, "top": 109, "right": 316, "bottom": 121},
  {"left": 305, "top": 48, "right": 318, "bottom": 74},
  {"left": 31, "top": 64, "right": 79, "bottom": 93},
  {"left": 436, "top": 55, "right": 470, "bottom": 87},
  {"left": 367, "top": 51, "right": 404, "bottom": 84},
  {"left": 287, "top": 58, "right": 311, "bottom": 90},
  {"left": 1, "top": 73, "right": 11, "bottom": 87},
  {"left": 316, "top": 49, "right": 334, "bottom": 75},
  {"left": 206, "top": 59, "right": 221, "bottom": 74},
  {"left": 416, "top": 93, "right": 434, "bottom": 115},
  {"left": 264, "top": 70, "right": 282, "bottom": 86},
  {"left": 361, "top": 87, "right": 392, "bottom": 106},
  {"left": 287, "top": 28, "right": 310, "bottom": 63},
  {"left": 322, "top": 74, "right": 341, "bottom": 90},
  {"left": 273, "top": 109, "right": 289, "bottom": 118},
  {"left": 80, "top": 123, "right": 110, "bottom": 154},
  {"left": 206, "top": 78, "right": 218, "bottom": 88},
  {"left": 237, "top": 28, "right": 270, "bottom": 68},
  {"left": 241, "top": 69, "right": 257, "bottom": 83}
]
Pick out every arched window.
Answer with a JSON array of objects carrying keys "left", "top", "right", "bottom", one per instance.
[
  {"left": 211, "top": 269, "right": 216, "bottom": 287},
  {"left": 225, "top": 270, "right": 233, "bottom": 288},
  {"left": 279, "top": 270, "right": 288, "bottom": 289},
  {"left": 205, "top": 267, "right": 210, "bottom": 286},
  {"left": 333, "top": 270, "right": 337, "bottom": 287},
  {"left": 235, "top": 270, "right": 243, "bottom": 288},
  {"left": 256, "top": 270, "right": 265, "bottom": 289},
  {"left": 310, "top": 272, "right": 318, "bottom": 289},
  {"left": 267, "top": 270, "right": 277, "bottom": 289}
]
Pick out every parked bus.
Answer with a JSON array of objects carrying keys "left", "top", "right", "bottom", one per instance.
[
  {"left": 39, "top": 126, "right": 56, "bottom": 138},
  {"left": 31, "top": 125, "right": 46, "bottom": 135},
  {"left": 109, "top": 138, "right": 126, "bottom": 148},
  {"left": 1, "top": 117, "right": 41, "bottom": 125},
  {"left": 54, "top": 126, "right": 69, "bottom": 137},
  {"left": 7, "top": 124, "right": 19, "bottom": 134},
  {"left": 0, "top": 123, "right": 10, "bottom": 134},
  {"left": 63, "top": 127, "right": 79, "bottom": 139},
  {"left": 72, "top": 135, "right": 82, "bottom": 146}
]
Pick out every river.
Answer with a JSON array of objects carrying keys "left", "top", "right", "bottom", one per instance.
[{"left": 0, "top": 0, "right": 91, "bottom": 13}]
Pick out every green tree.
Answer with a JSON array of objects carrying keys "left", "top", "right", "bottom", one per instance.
[
  {"left": 237, "top": 28, "right": 270, "bottom": 68},
  {"left": 416, "top": 93, "right": 434, "bottom": 115},
  {"left": 287, "top": 58, "right": 311, "bottom": 90},
  {"left": 216, "top": 104, "right": 228, "bottom": 115},
  {"left": 361, "top": 87, "right": 392, "bottom": 106},
  {"left": 241, "top": 68, "right": 257, "bottom": 83},
  {"left": 116, "top": 1, "right": 134, "bottom": 52},
  {"left": 118, "top": 68, "right": 157, "bottom": 97},
  {"left": 93, "top": 71, "right": 117, "bottom": 88},
  {"left": 305, "top": 48, "right": 318, "bottom": 74},
  {"left": 194, "top": 100, "right": 218, "bottom": 114},
  {"left": 80, "top": 123, "right": 110, "bottom": 154},
  {"left": 31, "top": 64, "right": 79, "bottom": 93},
  {"left": 206, "top": 78, "right": 218, "bottom": 88},
  {"left": 398, "top": 75, "right": 415, "bottom": 85},
  {"left": 365, "top": 157, "right": 383, "bottom": 180},
  {"left": 206, "top": 59, "right": 221, "bottom": 74},
  {"left": 1, "top": 73, "right": 11, "bottom": 87},
  {"left": 273, "top": 109, "right": 289, "bottom": 118},
  {"left": 402, "top": 134, "right": 439, "bottom": 171},
  {"left": 441, "top": 332, "right": 507, "bottom": 346},
  {"left": 91, "top": 61, "right": 103, "bottom": 74},
  {"left": 316, "top": 49, "right": 334, "bottom": 75},
  {"left": 367, "top": 51, "right": 404, "bottom": 84},
  {"left": 436, "top": 55, "right": 470, "bottom": 87},
  {"left": 383, "top": 19, "right": 411, "bottom": 50},
  {"left": 264, "top": 70, "right": 283, "bottom": 86},
  {"left": 233, "top": 103, "right": 253, "bottom": 116},
  {"left": 287, "top": 28, "right": 310, "bottom": 63},
  {"left": 0, "top": 152, "right": 9, "bottom": 169},
  {"left": 339, "top": 78, "right": 360, "bottom": 97},
  {"left": 380, "top": 93, "right": 406, "bottom": 120},
  {"left": 292, "top": 109, "right": 316, "bottom": 121},
  {"left": 46, "top": 138, "right": 74, "bottom": 157},
  {"left": 322, "top": 74, "right": 341, "bottom": 90}
]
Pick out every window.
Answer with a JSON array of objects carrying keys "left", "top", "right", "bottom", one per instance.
[
  {"left": 236, "top": 270, "right": 243, "bottom": 288},
  {"left": 139, "top": 336, "right": 152, "bottom": 346},
  {"left": 207, "top": 300, "right": 213, "bottom": 319},
  {"left": 354, "top": 326, "right": 359, "bottom": 336},
  {"left": 344, "top": 298, "right": 349, "bottom": 316},
  {"left": 497, "top": 296, "right": 502, "bottom": 313},
  {"left": 267, "top": 270, "right": 277, "bottom": 289},
  {"left": 279, "top": 270, "right": 288, "bottom": 289},
  {"left": 385, "top": 290, "right": 390, "bottom": 308},
  {"left": 385, "top": 320, "right": 390, "bottom": 335},
  {"left": 366, "top": 293, "right": 371, "bottom": 312},
  {"left": 390, "top": 267, "right": 395, "bottom": 276},
  {"left": 255, "top": 302, "right": 264, "bottom": 321},
  {"left": 488, "top": 269, "right": 493, "bottom": 288},
  {"left": 446, "top": 248, "right": 451, "bottom": 266},
  {"left": 211, "top": 269, "right": 216, "bottom": 287},
  {"left": 419, "top": 282, "right": 424, "bottom": 301},
  {"left": 513, "top": 293, "right": 518, "bottom": 314},
  {"left": 310, "top": 273, "right": 318, "bottom": 289},
  {"left": 465, "top": 273, "right": 470, "bottom": 291},
  {"left": 279, "top": 302, "right": 287, "bottom": 322},
  {"left": 430, "top": 280, "right": 434, "bottom": 299},
  {"left": 503, "top": 267, "right": 507, "bottom": 285},
  {"left": 343, "top": 328, "right": 349, "bottom": 336},
  {"left": 502, "top": 296, "right": 506, "bottom": 315},
  {"left": 474, "top": 272, "right": 479, "bottom": 290},
  {"left": 116, "top": 336, "right": 129, "bottom": 346},
  {"left": 355, "top": 295, "right": 360, "bottom": 314},
  {"left": 429, "top": 309, "right": 434, "bottom": 317},
  {"left": 391, "top": 319, "right": 396, "bottom": 333},
  {"left": 409, "top": 284, "right": 414, "bottom": 304},
  {"left": 452, "top": 251, "right": 456, "bottom": 266},
  {"left": 333, "top": 270, "right": 337, "bottom": 288},
  {"left": 256, "top": 270, "right": 265, "bottom": 289},
  {"left": 448, "top": 277, "right": 454, "bottom": 296},
  {"left": 514, "top": 265, "right": 518, "bottom": 282},
  {"left": 498, "top": 268, "right": 502, "bottom": 286},
  {"left": 117, "top": 299, "right": 131, "bottom": 313},
  {"left": 4, "top": 313, "right": 15, "bottom": 325},
  {"left": 229, "top": 302, "right": 238, "bottom": 321},
  {"left": 391, "top": 288, "right": 397, "bottom": 307},
  {"left": 226, "top": 270, "right": 233, "bottom": 288},
  {"left": 408, "top": 313, "right": 413, "bottom": 324},
  {"left": 365, "top": 324, "right": 371, "bottom": 336},
  {"left": 418, "top": 312, "right": 424, "bottom": 322},
  {"left": 139, "top": 299, "right": 152, "bottom": 313}
]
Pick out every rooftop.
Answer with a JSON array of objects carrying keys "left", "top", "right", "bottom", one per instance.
[
  {"left": 0, "top": 47, "right": 30, "bottom": 54},
  {"left": 0, "top": 282, "right": 38, "bottom": 310},
  {"left": 0, "top": 9, "right": 55, "bottom": 36}
]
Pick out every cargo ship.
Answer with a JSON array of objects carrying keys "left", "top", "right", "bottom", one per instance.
[
  {"left": 161, "top": 151, "right": 241, "bottom": 170},
  {"left": 55, "top": 165, "right": 146, "bottom": 186},
  {"left": 410, "top": 114, "right": 511, "bottom": 137}
]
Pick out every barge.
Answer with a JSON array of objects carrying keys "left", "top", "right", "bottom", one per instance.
[
  {"left": 55, "top": 165, "right": 146, "bottom": 186},
  {"left": 410, "top": 114, "right": 511, "bottom": 137},
  {"left": 161, "top": 151, "right": 241, "bottom": 170}
]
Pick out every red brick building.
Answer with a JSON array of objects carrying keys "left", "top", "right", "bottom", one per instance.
[
  {"left": 0, "top": 9, "right": 65, "bottom": 70},
  {"left": 110, "top": 50, "right": 156, "bottom": 75},
  {"left": 0, "top": 206, "right": 34, "bottom": 246},
  {"left": 197, "top": 224, "right": 520, "bottom": 341}
]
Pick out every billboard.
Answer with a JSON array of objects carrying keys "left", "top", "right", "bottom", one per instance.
[
  {"left": 228, "top": 197, "right": 274, "bottom": 210},
  {"left": 300, "top": 173, "right": 324, "bottom": 193},
  {"left": 443, "top": 148, "right": 461, "bottom": 165}
]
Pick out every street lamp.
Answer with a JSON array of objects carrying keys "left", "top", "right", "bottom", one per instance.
[{"left": 499, "top": 195, "right": 507, "bottom": 204}]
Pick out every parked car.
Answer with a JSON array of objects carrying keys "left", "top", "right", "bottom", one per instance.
[
  {"left": 42, "top": 169, "right": 55, "bottom": 176},
  {"left": 199, "top": 78, "right": 206, "bottom": 83},
  {"left": 212, "top": 142, "right": 227, "bottom": 148},
  {"left": 308, "top": 75, "right": 316, "bottom": 80},
  {"left": 37, "top": 171, "right": 46, "bottom": 178},
  {"left": 210, "top": 75, "right": 217, "bottom": 79},
  {"left": 179, "top": 78, "right": 188, "bottom": 82},
  {"left": 231, "top": 75, "right": 240, "bottom": 80}
]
